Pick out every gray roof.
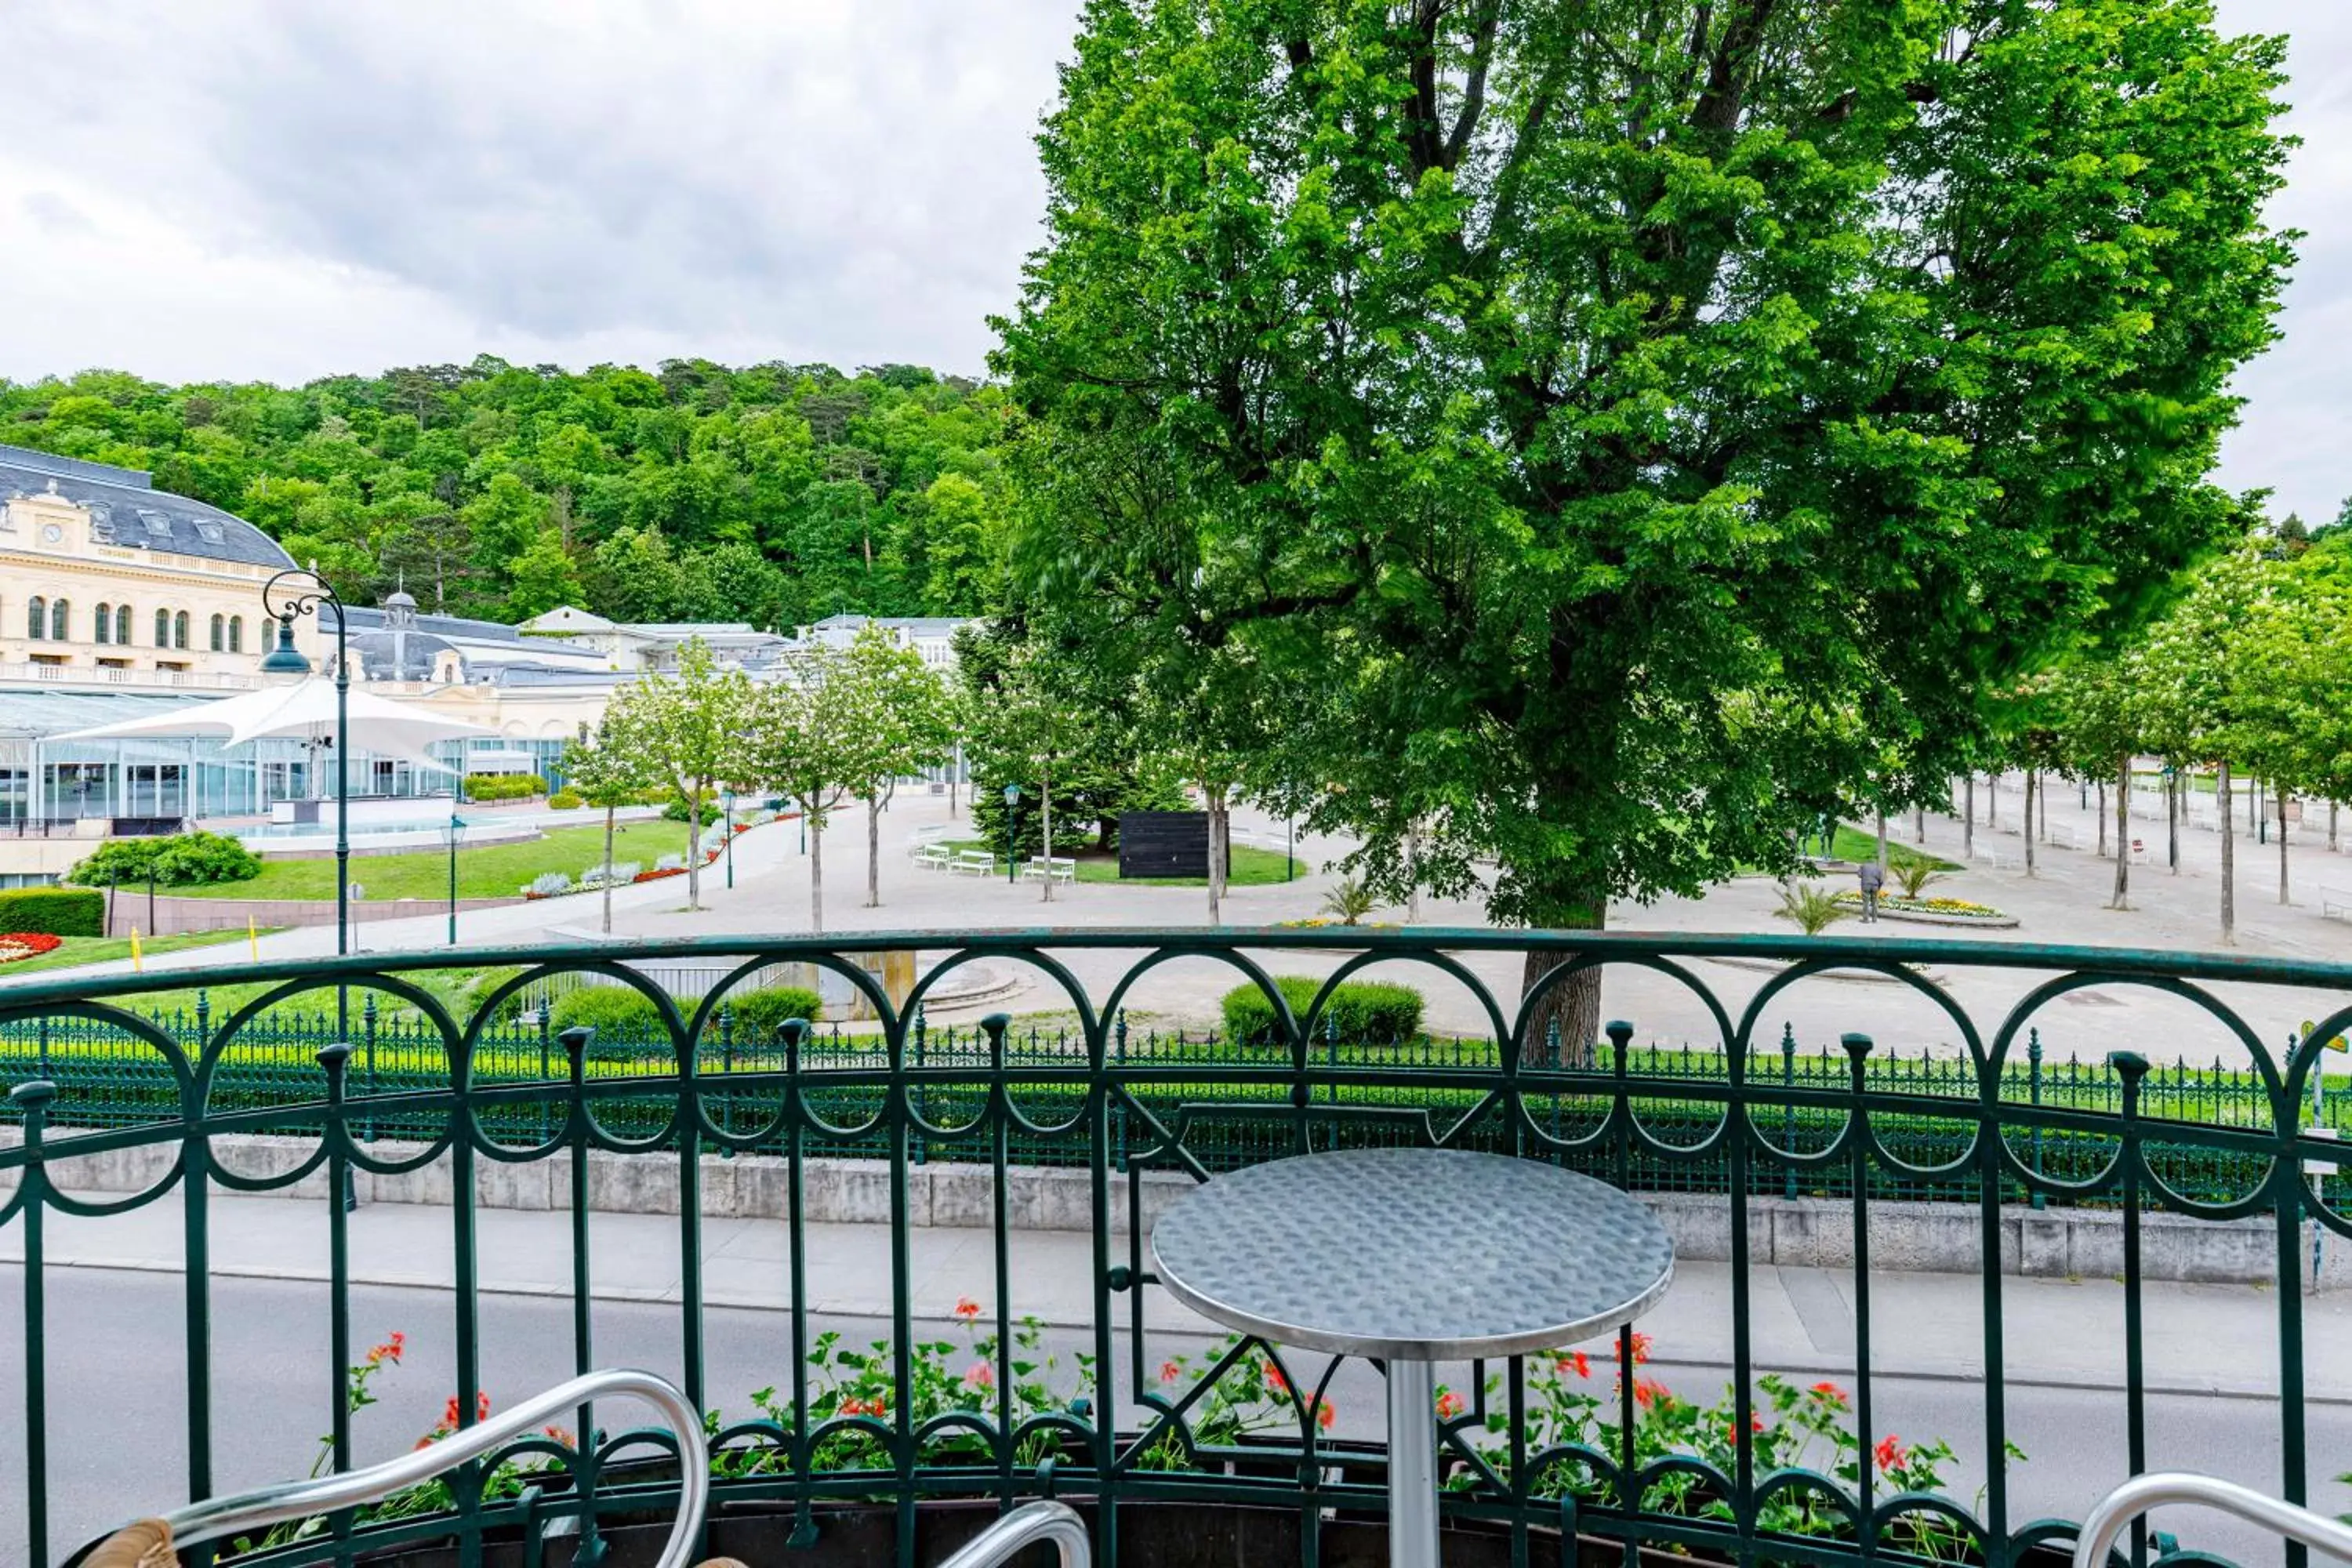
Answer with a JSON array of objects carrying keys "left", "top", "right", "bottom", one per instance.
[
  {"left": 808, "top": 614, "right": 970, "bottom": 635},
  {"left": 347, "top": 627, "right": 458, "bottom": 682},
  {"left": 327, "top": 604, "right": 528, "bottom": 644},
  {"left": 0, "top": 443, "right": 296, "bottom": 571}
]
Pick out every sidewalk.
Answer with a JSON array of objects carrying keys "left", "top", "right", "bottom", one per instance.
[{"left": 9, "top": 1187, "right": 2350, "bottom": 1403}]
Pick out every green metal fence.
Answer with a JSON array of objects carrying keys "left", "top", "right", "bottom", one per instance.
[{"left": 4, "top": 928, "right": 2350, "bottom": 1568}]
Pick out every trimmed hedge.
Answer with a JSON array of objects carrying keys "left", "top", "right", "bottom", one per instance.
[
  {"left": 548, "top": 789, "right": 584, "bottom": 810},
  {"left": 463, "top": 773, "right": 547, "bottom": 803},
  {"left": 0, "top": 887, "right": 106, "bottom": 937},
  {"left": 662, "top": 789, "right": 720, "bottom": 823},
  {"left": 1220, "top": 976, "right": 1425, "bottom": 1047},
  {"left": 546, "top": 983, "right": 826, "bottom": 1053}
]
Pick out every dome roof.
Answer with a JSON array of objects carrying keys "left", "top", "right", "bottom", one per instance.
[
  {"left": 0, "top": 443, "right": 295, "bottom": 570},
  {"left": 347, "top": 627, "right": 459, "bottom": 683}
]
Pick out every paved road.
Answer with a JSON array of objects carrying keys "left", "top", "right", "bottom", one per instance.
[{"left": 2, "top": 1268, "right": 2339, "bottom": 1568}]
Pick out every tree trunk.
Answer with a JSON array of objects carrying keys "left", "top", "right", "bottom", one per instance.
[
  {"left": 1203, "top": 783, "right": 1225, "bottom": 925},
  {"left": 1875, "top": 810, "right": 1888, "bottom": 871},
  {"left": 2279, "top": 785, "right": 2291, "bottom": 906},
  {"left": 1040, "top": 764, "right": 1054, "bottom": 903},
  {"left": 2023, "top": 773, "right": 2036, "bottom": 876},
  {"left": 1915, "top": 806, "right": 1926, "bottom": 844},
  {"left": 2167, "top": 771, "right": 2180, "bottom": 872},
  {"left": 2332, "top": 800, "right": 2339, "bottom": 854},
  {"left": 686, "top": 789, "right": 703, "bottom": 912},
  {"left": 866, "top": 789, "right": 882, "bottom": 907},
  {"left": 2038, "top": 775, "right": 2049, "bottom": 842},
  {"left": 1987, "top": 772, "right": 1997, "bottom": 829},
  {"left": 1406, "top": 816, "right": 1425, "bottom": 923},
  {"left": 2109, "top": 756, "right": 2130, "bottom": 909},
  {"left": 810, "top": 804, "right": 826, "bottom": 933},
  {"left": 601, "top": 805, "right": 616, "bottom": 935},
  {"left": 1962, "top": 777, "right": 1975, "bottom": 861},
  {"left": 1521, "top": 908, "right": 1606, "bottom": 1067},
  {"left": 2218, "top": 760, "right": 2235, "bottom": 944},
  {"left": 2097, "top": 782, "right": 2107, "bottom": 858}
]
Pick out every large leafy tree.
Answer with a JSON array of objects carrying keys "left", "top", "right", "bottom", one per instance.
[
  {"left": 998, "top": 0, "right": 2293, "bottom": 1051},
  {"left": 600, "top": 639, "right": 754, "bottom": 913},
  {"left": 836, "top": 625, "right": 958, "bottom": 909},
  {"left": 558, "top": 715, "right": 655, "bottom": 935},
  {"left": 749, "top": 644, "right": 860, "bottom": 932}
]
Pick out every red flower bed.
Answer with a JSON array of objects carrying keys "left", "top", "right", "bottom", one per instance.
[
  {"left": 632, "top": 866, "right": 687, "bottom": 884},
  {"left": 0, "top": 931, "right": 64, "bottom": 963}
]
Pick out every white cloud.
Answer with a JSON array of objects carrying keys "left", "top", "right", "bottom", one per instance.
[{"left": 0, "top": 1, "right": 2343, "bottom": 521}]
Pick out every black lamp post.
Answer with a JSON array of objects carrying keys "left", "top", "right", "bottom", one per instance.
[
  {"left": 259, "top": 570, "right": 348, "bottom": 960},
  {"left": 442, "top": 808, "right": 463, "bottom": 945},
  {"left": 724, "top": 790, "right": 736, "bottom": 890},
  {"left": 1003, "top": 784, "right": 1021, "bottom": 884}
]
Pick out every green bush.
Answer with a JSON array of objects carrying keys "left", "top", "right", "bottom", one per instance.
[
  {"left": 548, "top": 789, "right": 584, "bottom": 810},
  {"left": 717, "top": 985, "right": 826, "bottom": 1038},
  {"left": 463, "top": 773, "right": 547, "bottom": 803},
  {"left": 547, "top": 985, "right": 671, "bottom": 1054},
  {"left": 1220, "top": 976, "right": 1425, "bottom": 1047},
  {"left": 662, "top": 789, "right": 720, "bottom": 823},
  {"left": 64, "top": 831, "right": 262, "bottom": 888},
  {"left": 0, "top": 886, "right": 106, "bottom": 937}
]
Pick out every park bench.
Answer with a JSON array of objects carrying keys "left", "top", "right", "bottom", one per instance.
[
  {"left": 912, "top": 844, "right": 953, "bottom": 873},
  {"left": 1968, "top": 844, "right": 2011, "bottom": 871},
  {"left": 2045, "top": 823, "right": 2080, "bottom": 851},
  {"left": 949, "top": 849, "right": 996, "bottom": 877},
  {"left": 2323, "top": 888, "right": 2352, "bottom": 923},
  {"left": 1022, "top": 855, "right": 1077, "bottom": 884}
]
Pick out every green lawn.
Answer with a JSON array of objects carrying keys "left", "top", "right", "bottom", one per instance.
[
  {"left": 169, "top": 820, "right": 707, "bottom": 902},
  {"left": 1832, "top": 824, "right": 1958, "bottom": 869},
  {"left": 941, "top": 839, "right": 1304, "bottom": 887},
  {"left": 0, "top": 928, "right": 270, "bottom": 978}
]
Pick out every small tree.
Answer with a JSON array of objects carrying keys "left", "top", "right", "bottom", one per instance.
[
  {"left": 750, "top": 644, "right": 858, "bottom": 932},
  {"left": 559, "top": 716, "right": 652, "bottom": 935},
  {"left": 836, "top": 625, "right": 956, "bottom": 909},
  {"left": 601, "top": 639, "right": 753, "bottom": 913}
]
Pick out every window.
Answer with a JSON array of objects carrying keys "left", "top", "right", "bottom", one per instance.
[
  {"left": 49, "top": 599, "right": 67, "bottom": 641},
  {"left": 95, "top": 602, "right": 113, "bottom": 644},
  {"left": 173, "top": 611, "right": 190, "bottom": 649},
  {"left": 27, "top": 596, "right": 45, "bottom": 640},
  {"left": 115, "top": 604, "right": 131, "bottom": 644},
  {"left": 209, "top": 613, "right": 225, "bottom": 652},
  {"left": 228, "top": 615, "right": 245, "bottom": 653},
  {"left": 155, "top": 608, "right": 171, "bottom": 648}
]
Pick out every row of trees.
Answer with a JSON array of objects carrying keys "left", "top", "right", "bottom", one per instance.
[
  {"left": 2, "top": 358, "right": 1018, "bottom": 626},
  {"left": 562, "top": 630, "right": 955, "bottom": 932},
  {"left": 1964, "top": 525, "right": 2352, "bottom": 942}
]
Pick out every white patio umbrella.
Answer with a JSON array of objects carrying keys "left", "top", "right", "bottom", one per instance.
[{"left": 47, "top": 677, "right": 492, "bottom": 767}]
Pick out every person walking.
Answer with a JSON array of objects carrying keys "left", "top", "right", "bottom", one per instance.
[{"left": 1857, "top": 857, "right": 1885, "bottom": 924}]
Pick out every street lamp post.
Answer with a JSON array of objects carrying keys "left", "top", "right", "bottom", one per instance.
[
  {"left": 724, "top": 790, "right": 736, "bottom": 890},
  {"left": 260, "top": 569, "right": 349, "bottom": 960},
  {"left": 1003, "top": 784, "right": 1021, "bottom": 885},
  {"left": 443, "top": 809, "right": 463, "bottom": 946}
]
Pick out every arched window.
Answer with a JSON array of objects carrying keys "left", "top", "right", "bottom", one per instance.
[
  {"left": 94, "top": 603, "right": 112, "bottom": 644},
  {"left": 27, "top": 597, "right": 46, "bottom": 640},
  {"left": 228, "top": 615, "right": 245, "bottom": 653},
  {"left": 173, "top": 611, "right": 190, "bottom": 649},
  {"left": 49, "top": 599, "right": 68, "bottom": 641},
  {"left": 209, "top": 614, "right": 225, "bottom": 652},
  {"left": 115, "top": 604, "right": 132, "bottom": 644},
  {"left": 155, "top": 608, "right": 171, "bottom": 648}
]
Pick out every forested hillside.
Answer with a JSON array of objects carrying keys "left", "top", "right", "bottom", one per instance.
[{"left": 0, "top": 357, "right": 1014, "bottom": 627}]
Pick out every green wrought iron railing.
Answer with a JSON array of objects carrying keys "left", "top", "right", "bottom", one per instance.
[{"left": 3, "top": 927, "right": 2349, "bottom": 1568}]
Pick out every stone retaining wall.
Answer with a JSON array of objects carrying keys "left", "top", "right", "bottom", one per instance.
[{"left": 2, "top": 1131, "right": 2326, "bottom": 1288}]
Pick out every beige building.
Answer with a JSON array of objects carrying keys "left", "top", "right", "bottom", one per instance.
[{"left": 0, "top": 444, "right": 322, "bottom": 691}]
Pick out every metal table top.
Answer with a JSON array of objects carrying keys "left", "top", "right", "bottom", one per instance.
[{"left": 1150, "top": 1148, "right": 1675, "bottom": 1359}]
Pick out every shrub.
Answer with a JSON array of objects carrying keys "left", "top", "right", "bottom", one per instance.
[
  {"left": 463, "top": 773, "right": 546, "bottom": 803},
  {"left": 714, "top": 985, "right": 826, "bottom": 1038},
  {"left": 547, "top": 985, "right": 671, "bottom": 1050},
  {"left": 655, "top": 853, "right": 686, "bottom": 872},
  {"left": 580, "top": 862, "right": 641, "bottom": 888},
  {"left": 65, "top": 831, "right": 262, "bottom": 888},
  {"left": 0, "top": 887, "right": 105, "bottom": 937},
  {"left": 1220, "top": 976, "right": 1425, "bottom": 1047},
  {"left": 522, "top": 872, "right": 573, "bottom": 898},
  {"left": 548, "top": 789, "right": 584, "bottom": 810},
  {"left": 662, "top": 789, "right": 720, "bottom": 823},
  {"left": 1773, "top": 882, "right": 1849, "bottom": 935},
  {"left": 1319, "top": 876, "right": 1378, "bottom": 926},
  {"left": 1888, "top": 853, "right": 1944, "bottom": 899}
]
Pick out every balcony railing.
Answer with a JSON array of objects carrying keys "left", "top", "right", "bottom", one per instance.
[{"left": 3, "top": 929, "right": 2348, "bottom": 1568}]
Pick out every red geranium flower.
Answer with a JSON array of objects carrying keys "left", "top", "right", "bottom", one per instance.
[
  {"left": 1613, "top": 1331, "right": 1652, "bottom": 1367},
  {"left": 1263, "top": 1361, "right": 1288, "bottom": 1396},
  {"left": 954, "top": 1297, "right": 982, "bottom": 1321},
  {"left": 1556, "top": 1351, "right": 1592, "bottom": 1379},
  {"left": 1308, "top": 1396, "right": 1336, "bottom": 1431},
  {"left": 1875, "top": 1436, "right": 1907, "bottom": 1473},
  {"left": 1632, "top": 1379, "right": 1671, "bottom": 1410},
  {"left": 964, "top": 1363, "right": 994, "bottom": 1391},
  {"left": 1436, "top": 1391, "right": 1465, "bottom": 1421},
  {"left": 1810, "top": 1381, "right": 1849, "bottom": 1407},
  {"left": 1159, "top": 1360, "right": 1181, "bottom": 1385}
]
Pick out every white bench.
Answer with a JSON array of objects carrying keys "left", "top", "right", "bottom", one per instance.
[
  {"left": 2045, "top": 823, "right": 2080, "bottom": 851},
  {"left": 2323, "top": 888, "right": 2352, "bottom": 923},
  {"left": 1021, "top": 855, "right": 1077, "bottom": 884},
  {"left": 913, "top": 845, "right": 953, "bottom": 873},
  {"left": 949, "top": 849, "right": 996, "bottom": 877},
  {"left": 1969, "top": 844, "right": 2011, "bottom": 870}
]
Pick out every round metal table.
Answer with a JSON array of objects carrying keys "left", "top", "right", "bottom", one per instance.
[{"left": 1151, "top": 1147, "right": 1675, "bottom": 1568}]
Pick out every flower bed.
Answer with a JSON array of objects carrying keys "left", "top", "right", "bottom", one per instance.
[
  {"left": 0, "top": 931, "right": 64, "bottom": 964},
  {"left": 1831, "top": 891, "right": 2015, "bottom": 926}
]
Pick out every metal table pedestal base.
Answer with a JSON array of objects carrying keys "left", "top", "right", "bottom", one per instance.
[{"left": 1386, "top": 1359, "right": 1439, "bottom": 1568}]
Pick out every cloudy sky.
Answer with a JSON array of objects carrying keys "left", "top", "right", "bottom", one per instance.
[{"left": 3, "top": 2, "right": 2347, "bottom": 521}]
